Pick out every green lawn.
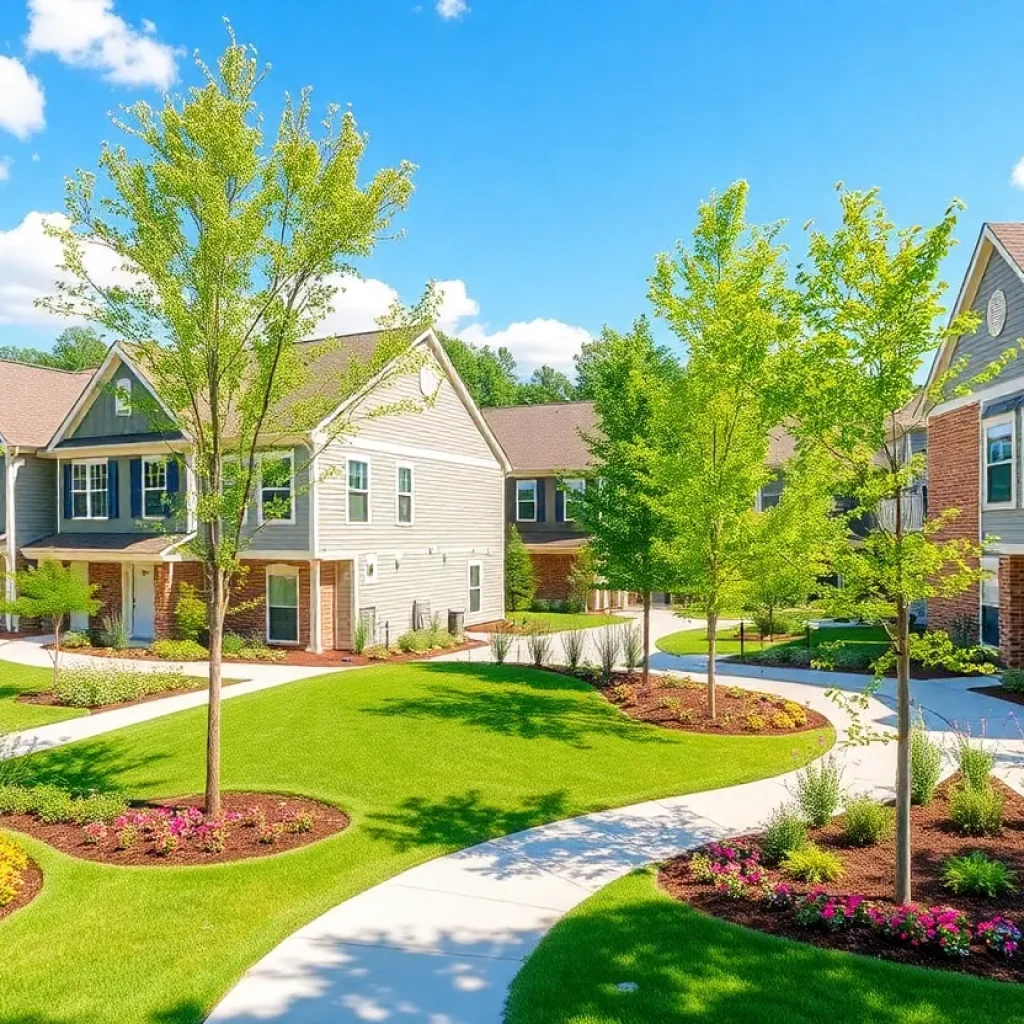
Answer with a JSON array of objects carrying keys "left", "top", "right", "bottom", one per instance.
[
  {"left": 0, "top": 660, "right": 830, "bottom": 1023},
  {"left": 505, "top": 869, "right": 1024, "bottom": 1024},
  {"left": 656, "top": 623, "right": 890, "bottom": 660},
  {"left": 0, "top": 660, "right": 88, "bottom": 731},
  {"left": 511, "top": 611, "right": 630, "bottom": 631}
]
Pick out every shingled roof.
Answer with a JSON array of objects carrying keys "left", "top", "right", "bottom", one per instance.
[
  {"left": 988, "top": 223, "right": 1024, "bottom": 272},
  {"left": 482, "top": 401, "right": 596, "bottom": 473},
  {"left": 0, "top": 360, "right": 93, "bottom": 448}
]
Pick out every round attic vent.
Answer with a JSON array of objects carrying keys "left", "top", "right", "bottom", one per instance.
[
  {"left": 988, "top": 288, "right": 1007, "bottom": 337},
  {"left": 419, "top": 365, "right": 440, "bottom": 398}
]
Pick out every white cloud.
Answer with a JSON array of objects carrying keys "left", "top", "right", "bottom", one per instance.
[
  {"left": 436, "top": 0, "right": 469, "bottom": 19},
  {"left": 314, "top": 274, "right": 400, "bottom": 336},
  {"left": 26, "top": 0, "right": 180, "bottom": 89},
  {"left": 0, "top": 210, "right": 130, "bottom": 325},
  {"left": 1012, "top": 157, "right": 1024, "bottom": 191},
  {"left": 0, "top": 56, "right": 46, "bottom": 139},
  {"left": 435, "top": 279, "right": 479, "bottom": 332},
  {"left": 459, "top": 318, "right": 591, "bottom": 374},
  {"left": 0, "top": 159, "right": 12, "bottom": 183}
]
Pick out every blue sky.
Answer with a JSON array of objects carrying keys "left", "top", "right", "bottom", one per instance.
[{"left": 2, "top": 0, "right": 1024, "bottom": 378}]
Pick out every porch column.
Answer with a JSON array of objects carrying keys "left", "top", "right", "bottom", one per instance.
[
  {"left": 998, "top": 556, "right": 1024, "bottom": 668},
  {"left": 309, "top": 559, "right": 322, "bottom": 654}
]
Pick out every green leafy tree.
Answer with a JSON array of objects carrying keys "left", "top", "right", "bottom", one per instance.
[
  {"left": 0, "top": 326, "right": 106, "bottom": 371},
  {"left": 41, "top": 35, "right": 421, "bottom": 817},
  {"left": 517, "top": 365, "right": 576, "bottom": 405},
  {"left": 572, "top": 316, "right": 679, "bottom": 688},
  {"left": 505, "top": 524, "right": 536, "bottom": 611},
  {"left": 0, "top": 561, "right": 100, "bottom": 689},
  {"left": 439, "top": 333, "right": 521, "bottom": 407},
  {"left": 650, "top": 181, "right": 798, "bottom": 717},
  {"left": 575, "top": 326, "right": 673, "bottom": 401},
  {"left": 792, "top": 186, "right": 1017, "bottom": 903},
  {"left": 567, "top": 543, "right": 597, "bottom": 612}
]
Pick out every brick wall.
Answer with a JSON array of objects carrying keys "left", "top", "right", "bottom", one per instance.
[
  {"left": 88, "top": 563, "right": 123, "bottom": 632},
  {"left": 319, "top": 561, "right": 335, "bottom": 651},
  {"left": 530, "top": 551, "right": 576, "bottom": 602},
  {"left": 927, "top": 403, "right": 981, "bottom": 632},
  {"left": 999, "top": 556, "right": 1024, "bottom": 668},
  {"left": 153, "top": 562, "right": 205, "bottom": 640},
  {"left": 225, "top": 559, "right": 311, "bottom": 649}
]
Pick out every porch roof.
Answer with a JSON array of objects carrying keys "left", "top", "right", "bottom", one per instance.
[{"left": 22, "top": 532, "right": 190, "bottom": 561}]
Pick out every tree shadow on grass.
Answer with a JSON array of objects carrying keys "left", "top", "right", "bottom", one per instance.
[
  {"left": 6, "top": 738, "right": 170, "bottom": 795},
  {"left": 365, "top": 788, "right": 573, "bottom": 851}
]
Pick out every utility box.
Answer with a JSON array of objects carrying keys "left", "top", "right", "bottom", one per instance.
[{"left": 448, "top": 609, "right": 465, "bottom": 637}]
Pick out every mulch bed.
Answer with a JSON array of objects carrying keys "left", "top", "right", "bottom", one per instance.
[
  {"left": 0, "top": 792, "right": 349, "bottom": 867},
  {"left": 0, "top": 858, "right": 42, "bottom": 923},
  {"left": 971, "top": 684, "right": 1024, "bottom": 709},
  {"left": 597, "top": 671, "right": 829, "bottom": 736},
  {"left": 659, "top": 777, "right": 1024, "bottom": 983},
  {"left": 17, "top": 679, "right": 247, "bottom": 715}
]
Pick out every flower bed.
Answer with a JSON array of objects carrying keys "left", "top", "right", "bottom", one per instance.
[
  {"left": 0, "top": 834, "right": 41, "bottom": 922},
  {"left": 597, "top": 672, "right": 828, "bottom": 736},
  {"left": 659, "top": 777, "right": 1024, "bottom": 982},
  {"left": 0, "top": 790, "right": 348, "bottom": 866}
]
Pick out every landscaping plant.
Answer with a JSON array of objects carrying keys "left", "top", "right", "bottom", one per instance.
[
  {"left": 621, "top": 622, "right": 643, "bottom": 673},
  {"left": 910, "top": 710, "right": 943, "bottom": 805},
  {"left": 595, "top": 626, "right": 621, "bottom": 681},
  {"left": 976, "top": 917, "right": 1022, "bottom": 956},
  {"left": 760, "top": 803, "right": 808, "bottom": 864},
  {"left": 840, "top": 795, "right": 894, "bottom": 847},
  {"left": 488, "top": 626, "right": 514, "bottom": 666},
  {"left": 353, "top": 615, "right": 369, "bottom": 655},
  {"left": 955, "top": 735, "right": 995, "bottom": 791},
  {"left": 151, "top": 639, "right": 209, "bottom": 661},
  {"left": 0, "top": 834, "right": 29, "bottom": 907},
  {"left": 505, "top": 524, "right": 537, "bottom": 612},
  {"left": 792, "top": 753, "right": 843, "bottom": 827},
  {"left": 941, "top": 851, "right": 1017, "bottom": 897},
  {"left": 101, "top": 612, "right": 129, "bottom": 651},
  {"left": 780, "top": 843, "right": 845, "bottom": 883},
  {"left": 52, "top": 667, "right": 194, "bottom": 708},
  {"left": 174, "top": 582, "right": 207, "bottom": 642},
  {"left": 560, "top": 628, "right": 586, "bottom": 672},
  {"left": 1002, "top": 668, "right": 1024, "bottom": 694},
  {"left": 949, "top": 784, "right": 1004, "bottom": 837},
  {"left": 525, "top": 627, "right": 553, "bottom": 669}
]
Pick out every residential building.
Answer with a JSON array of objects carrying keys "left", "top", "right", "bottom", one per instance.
[
  {"left": 3, "top": 328, "right": 508, "bottom": 649},
  {"left": 927, "top": 222, "right": 1024, "bottom": 663}
]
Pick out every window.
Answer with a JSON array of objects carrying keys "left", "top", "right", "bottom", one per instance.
[
  {"left": 266, "top": 567, "right": 299, "bottom": 644},
  {"left": 468, "top": 561, "right": 483, "bottom": 614},
  {"left": 142, "top": 458, "right": 168, "bottom": 519},
  {"left": 516, "top": 479, "right": 537, "bottom": 521},
  {"left": 348, "top": 459, "right": 370, "bottom": 523},
  {"left": 364, "top": 553, "right": 378, "bottom": 585},
  {"left": 114, "top": 377, "right": 132, "bottom": 417},
  {"left": 71, "top": 459, "right": 108, "bottom": 519},
  {"left": 259, "top": 451, "right": 294, "bottom": 523},
  {"left": 396, "top": 464, "right": 414, "bottom": 525},
  {"left": 983, "top": 417, "right": 1015, "bottom": 508},
  {"left": 758, "top": 475, "right": 783, "bottom": 511},
  {"left": 981, "top": 556, "right": 1000, "bottom": 648},
  {"left": 562, "top": 478, "right": 585, "bottom": 521}
]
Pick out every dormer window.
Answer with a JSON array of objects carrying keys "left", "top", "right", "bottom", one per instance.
[{"left": 114, "top": 377, "right": 132, "bottom": 417}]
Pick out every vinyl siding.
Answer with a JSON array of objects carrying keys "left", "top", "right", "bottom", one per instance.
[
  {"left": 14, "top": 454, "right": 56, "bottom": 546},
  {"left": 241, "top": 446, "right": 311, "bottom": 553},
  {"left": 67, "top": 360, "right": 175, "bottom": 441},
  {"left": 317, "top": 352, "right": 504, "bottom": 630},
  {"left": 0, "top": 454, "right": 6, "bottom": 536}
]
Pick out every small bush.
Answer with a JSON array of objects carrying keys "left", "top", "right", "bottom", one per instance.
[
  {"left": 530, "top": 599, "right": 551, "bottom": 613},
  {"left": 784, "top": 702, "right": 808, "bottom": 726},
  {"left": 770, "top": 711, "right": 796, "bottom": 730},
  {"left": 811, "top": 640, "right": 873, "bottom": 672},
  {"left": 53, "top": 667, "right": 193, "bottom": 708},
  {"left": 151, "top": 638, "right": 209, "bottom": 661},
  {"left": 488, "top": 627, "right": 514, "bottom": 666},
  {"left": 756, "top": 646, "right": 790, "bottom": 665},
  {"left": 0, "top": 834, "right": 28, "bottom": 907},
  {"left": 941, "top": 851, "right": 1017, "bottom": 897},
  {"left": 949, "top": 784, "right": 1004, "bottom": 836},
  {"left": 353, "top": 616, "right": 369, "bottom": 655},
  {"left": 221, "top": 632, "right": 246, "bottom": 656},
  {"left": 744, "top": 713, "right": 766, "bottom": 732},
  {"left": 560, "top": 628, "right": 586, "bottom": 671},
  {"left": 910, "top": 711, "right": 943, "bottom": 805},
  {"left": 595, "top": 626, "right": 620, "bottom": 680},
  {"left": 364, "top": 644, "right": 391, "bottom": 660},
  {"left": 781, "top": 843, "right": 845, "bottom": 883},
  {"left": 0, "top": 784, "right": 127, "bottom": 824},
  {"left": 0, "top": 785, "right": 36, "bottom": 815},
  {"left": 840, "top": 795, "right": 894, "bottom": 847},
  {"left": 1002, "top": 668, "right": 1024, "bottom": 694},
  {"left": 760, "top": 804, "right": 808, "bottom": 865},
  {"left": 175, "top": 582, "right": 207, "bottom": 642},
  {"left": 62, "top": 630, "right": 91, "bottom": 649},
  {"left": 621, "top": 623, "right": 642, "bottom": 672},
  {"left": 397, "top": 630, "right": 433, "bottom": 654},
  {"left": 956, "top": 739, "right": 995, "bottom": 791},
  {"left": 792, "top": 754, "right": 843, "bottom": 827},
  {"left": 235, "top": 643, "right": 286, "bottom": 663},
  {"left": 787, "top": 648, "right": 813, "bottom": 668},
  {"left": 526, "top": 628, "right": 553, "bottom": 668},
  {"left": 100, "top": 612, "right": 129, "bottom": 651}
]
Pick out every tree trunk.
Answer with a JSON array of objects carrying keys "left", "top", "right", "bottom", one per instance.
[
  {"left": 707, "top": 608, "right": 717, "bottom": 720},
  {"left": 894, "top": 595, "right": 912, "bottom": 904},
  {"left": 52, "top": 617, "right": 62, "bottom": 691},
  {"left": 205, "top": 567, "right": 225, "bottom": 819},
  {"left": 642, "top": 591, "right": 651, "bottom": 691}
]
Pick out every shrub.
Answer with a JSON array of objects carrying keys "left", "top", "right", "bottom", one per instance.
[
  {"left": 811, "top": 640, "right": 873, "bottom": 672},
  {"left": 1002, "top": 668, "right": 1024, "bottom": 694},
  {"left": 784, "top": 702, "right": 808, "bottom": 726},
  {"left": 910, "top": 711, "right": 943, "bottom": 805},
  {"left": 744, "top": 713, "right": 766, "bottom": 732},
  {"left": 364, "top": 644, "right": 391, "bottom": 660},
  {"left": 949, "top": 784, "right": 1004, "bottom": 836},
  {"left": 941, "top": 851, "right": 1017, "bottom": 897},
  {"left": 53, "top": 667, "right": 193, "bottom": 708},
  {"left": 397, "top": 630, "right": 433, "bottom": 654},
  {"left": 621, "top": 623, "right": 642, "bottom": 672},
  {"left": 221, "top": 632, "right": 246, "bottom": 657},
  {"left": 151, "top": 638, "right": 208, "bottom": 661},
  {"left": 235, "top": 639, "right": 286, "bottom": 663},
  {"left": 62, "top": 630, "right": 91, "bottom": 649},
  {"left": 505, "top": 524, "right": 536, "bottom": 611},
  {"left": 286, "top": 811, "right": 315, "bottom": 834},
  {"left": 760, "top": 804, "right": 808, "bottom": 865},
  {"left": 83, "top": 821, "right": 108, "bottom": 845},
  {"left": 530, "top": 599, "right": 551, "bottom": 613},
  {"left": 353, "top": 616, "right": 369, "bottom": 655},
  {"left": 770, "top": 711, "right": 795, "bottom": 730},
  {"left": 560, "top": 628, "right": 586, "bottom": 672},
  {"left": 100, "top": 612, "right": 129, "bottom": 650},
  {"left": 793, "top": 890, "right": 866, "bottom": 931},
  {"left": 787, "top": 648, "right": 813, "bottom": 668},
  {"left": 840, "top": 795, "right": 894, "bottom": 847},
  {"left": 488, "top": 627, "right": 514, "bottom": 665},
  {"left": 174, "top": 582, "right": 207, "bottom": 642},
  {"left": 956, "top": 738, "right": 995, "bottom": 791},
  {"left": 0, "top": 785, "right": 35, "bottom": 815},
  {"left": 595, "top": 626, "right": 620, "bottom": 680},
  {"left": 878, "top": 904, "right": 971, "bottom": 957},
  {"left": 0, "top": 835, "right": 28, "bottom": 907},
  {"left": 781, "top": 843, "right": 845, "bottom": 883},
  {"left": 526, "top": 628, "right": 553, "bottom": 668},
  {"left": 756, "top": 646, "right": 790, "bottom": 665},
  {"left": 116, "top": 824, "right": 140, "bottom": 850},
  {"left": 792, "top": 754, "right": 843, "bottom": 827},
  {"left": 948, "top": 614, "right": 980, "bottom": 650}
]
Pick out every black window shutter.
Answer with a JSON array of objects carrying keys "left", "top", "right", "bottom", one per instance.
[
  {"left": 167, "top": 459, "right": 180, "bottom": 494},
  {"left": 107, "top": 460, "right": 119, "bottom": 519},
  {"left": 62, "top": 463, "right": 72, "bottom": 519},
  {"left": 130, "top": 458, "right": 142, "bottom": 518},
  {"left": 536, "top": 479, "right": 546, "bottom": 522},
  {"left": 555, "top": 489, "right": 565, "bottom": 523}
]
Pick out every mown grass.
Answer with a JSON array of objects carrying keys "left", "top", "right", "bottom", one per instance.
[{"left": 0, "top": 659, "right": 87, "bottom": 731}]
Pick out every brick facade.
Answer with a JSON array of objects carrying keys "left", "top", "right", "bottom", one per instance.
[
  {"left": 154, "top": 562, "right": 205, "bottom": 639},
  {"left": 319, "top": 561, "right": 335, "bottom": 651},
  {"left": 530, "top": 551, "right": 577, "bottom": 602},
  {"left": 225, "top": 558, "right": 312, "bottom": 649},
  {"left": 87, "top": 563, "right": 123, "bottom": 632},
  {"left": 927, "top": 403, "right": 981, "bottom": 633},
  {"left": 999, "top": 556, "right": 1024, "bottom": 668}
]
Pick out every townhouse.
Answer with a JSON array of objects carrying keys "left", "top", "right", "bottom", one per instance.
[{"left": 1, "top": 328, "right": 508, "bottom": 650}]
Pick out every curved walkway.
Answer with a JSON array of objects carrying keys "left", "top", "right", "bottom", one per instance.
[{"left": 207, "top": 672, "right": 898, "bottom": 1023}]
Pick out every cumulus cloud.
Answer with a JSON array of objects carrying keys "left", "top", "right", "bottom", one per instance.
[
  {"left": 459, "top": 318, "right": 591, "bottom": 374},
  {"left": 1012, "top": 157, "right": 1024, "bottom": 190},
  {"left": 314, "top": 274, "right": 400, "bottom": 336},
  {"left": 435, "top": 278, "right": 479, "bottom": 331},
  {"left": 436, "top": 0, "right": 469, "bottom": 19},
  {"left": 0, "top": 56, "right": 46, "bottom": 139},
  {"left": 0, "top": 210, "right": 129, "bottom": 325},
  {"left": 26, "top": 0, "right": 180, "bottom": 89}
]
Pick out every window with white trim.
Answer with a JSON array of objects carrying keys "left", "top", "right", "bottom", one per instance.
[
  {"left": 396, "top": 464, "right": 414, "bottom": 525},
  {"left": 71, "top": 459, "right": 108, "bottom": 519},
  {"left": 516, "top": 479, "right": 537, "bottom": 521},
  {"left": 983, "top": 416, "right": 1015, "bottom": 508},
  {"left": 348, "top": 459, "right": 370, "bottom": 523},
  {"left": 143, "top": 457, "right": 168, "bottom": 519},
  {"left": 468, "top": 561, "right": 483, "bottom": 614},
  {"left": 259, "top": 451, "right": 294, "bottom": 523},
  {"left": 981, "top": 556, "right": 1000, "bottom": 648},
  {"left": 266, "top": 567, "right": 299, "bottom": 644},
  {"left": 562, "top": 478, "right": 585, "bottom": 521},
  {"left": 114, "top": 377, "right": 132, "bottom": 417}
]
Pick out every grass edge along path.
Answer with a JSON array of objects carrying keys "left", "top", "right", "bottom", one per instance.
[
  {"left": 0, "top": 659, "right": 88, "bottom": 731},
  {"left": 0, "top": 660, "right": 829, "bottom": 1024},
  {"left": 504, "top": 869, "right": 1024, "bottom": 1024}
]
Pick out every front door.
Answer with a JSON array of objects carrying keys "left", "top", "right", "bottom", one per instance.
[
  {"left": 70, "top": 562, "right": 90, "bottom": 631},
  {"left": 130, "top": 563, "right": 156, "bottom": 641}
]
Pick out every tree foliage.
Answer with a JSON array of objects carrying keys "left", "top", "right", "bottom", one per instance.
[
  {"left": 0, "top": 326, "right": 106, "bottom": 371},
  {"left": 505, "top": 524, "right": 537, "bottom": 612}
]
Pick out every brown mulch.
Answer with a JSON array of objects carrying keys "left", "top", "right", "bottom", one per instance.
[
  {"left": 596, "top": 671, "right": 830, "bottom": 736},
  {"left": 659, "top": 777, "right": 1024, "bottom": 983},
  {"left": 0, "top": 858, "right": 42, "bottom": 923},
  {"left": 0, "top": 792, "right": 349, "bottom": 867},
  {"left": 971, "top": 684, "right": 1024, "bottom": 709}
]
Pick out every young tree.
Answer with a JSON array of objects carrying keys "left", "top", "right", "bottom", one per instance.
[
  {"left": 649, "top": 181, "right": 799, "bottom": 717},
  {"left": 505, "top": 524, "right": 537, "bottom": 611},
  {"left": 0, "top": 561, "right": 100, "bottom": 689},
  {"left": 572, "top": 317, "right": 679, "bottom": 689},
  {"left": 793, "top": 186, "right": 1016, "bottom": 902},
  {"left": 42, "top": 35, "right": 420, "bottom": 817}
]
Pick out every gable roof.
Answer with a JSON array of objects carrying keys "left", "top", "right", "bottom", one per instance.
[
  {"left": 482, "top": 401, "right": 596, "bottom": 473},
  {"left": 0, "top": 360, "right": 93, "bottom": 449}
]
